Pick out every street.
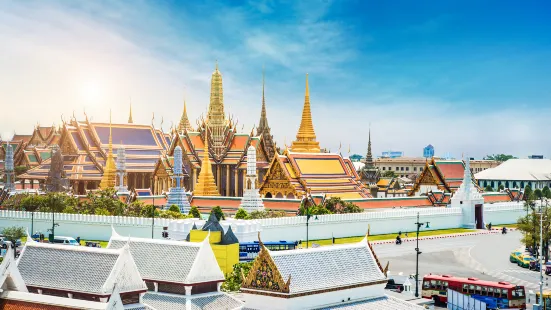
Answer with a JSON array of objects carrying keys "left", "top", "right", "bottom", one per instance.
[{"left": 374, "top": 231, "right": 544, "bottom": 308}]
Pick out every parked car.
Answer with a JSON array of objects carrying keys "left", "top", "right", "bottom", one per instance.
[
  {"left": 529, "top": 260, "right": 551, "bottom": 271},
  {"left": 385, "top": 276, "right": 407, "bottom": 292},
  {"left": 510, "top": 250, "right": 524, "bottom": 264},
  {"left": 51, "top": 236, "right": 80, "bottom": 246},
  {"left": 518, "top": 254, "right": 536, "bottom": 268}
]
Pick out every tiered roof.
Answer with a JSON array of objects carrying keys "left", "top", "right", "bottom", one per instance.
[
  {"left": 142, "top": 291, "right": 243, "bottom": 310},
  {"left": 409, "top": 158, "right": 480, "bottom": 196},
  {"left": 20, "top": 116, "right": 170, "bottom": 181},
  {"left": 259, "top": 150, "right": 371, "bottom": 199}
]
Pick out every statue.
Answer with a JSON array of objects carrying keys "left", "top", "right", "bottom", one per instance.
[{"left": 45, "top": 145, "right": 69, "bottom": 192}]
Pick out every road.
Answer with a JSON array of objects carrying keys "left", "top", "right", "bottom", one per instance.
[{"left": 373, "top": 231, "right": 544, "bottom": 308}]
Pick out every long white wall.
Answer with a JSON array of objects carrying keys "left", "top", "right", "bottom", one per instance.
[{"left": 0, "top": 201, "right": 525, "bottom": 242}]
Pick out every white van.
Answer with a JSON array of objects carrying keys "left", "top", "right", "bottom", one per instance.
[{"left": 52, "top": 236, "right": 80, "bottom": 246}]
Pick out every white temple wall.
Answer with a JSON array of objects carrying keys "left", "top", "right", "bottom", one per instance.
[{"left": 0, "top": 201, "right": 524, "bottom": 242}]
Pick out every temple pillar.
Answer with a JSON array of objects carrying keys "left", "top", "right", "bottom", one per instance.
[
  {"left": 234, "top": 168, "right": 238, "bottom": 196},
  {"left": 84, "top": 181, "right": 88, "bottom": 192},
  {"left": 225, "top": 165, "right": 230, "bottom": 196},
  {"left": 20, "top": 179, "right": 25, "bottom": 189},
  {"left": 216, "top": 165, "right": 221, "bottom": 195},
  {"left": 154, "top": 176, "right": 158, "bottom": 194},
  {"left": 30, "top": 179, "right": 34, "bottom": 189},
  {"left": 141, "top": 173, "right": 145, "bottom": 189},
  {"left": 241, "top": 170, "right": 245, "bottom": 197},
  {"left": 191, "top": 168, "right": 195, "bottom": 191},
  {"left": 73, "top": 181, "right": 78, "bottom": 195}
]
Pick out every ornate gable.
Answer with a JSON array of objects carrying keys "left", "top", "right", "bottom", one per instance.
[
  {"left": 242, "top": 235, "right": 290, "bottom": 294},
  {"left": 259, "top": 155, "right": 298, "bottom": 197}
]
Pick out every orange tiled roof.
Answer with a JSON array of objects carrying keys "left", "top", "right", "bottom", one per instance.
[
  {"left": 482, "top": 192, "right": 512, "bottom": 203},
  {"left": 0, "top": 299, "right": 76, "bottom": 310}
]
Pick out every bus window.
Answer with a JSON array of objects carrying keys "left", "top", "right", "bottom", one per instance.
[
  {"left": 545, "top": 296, "right": 551, "bottom": 308},
  {"left": 515, "top": 288, "right": 525, "bottom": 298},
  {"left": 469, "top": 285, "right": 475, "bottom": 294},
  {"left": 436, "top": 280, "right": 442, "bottom": 290},
  {"left": 462, "top": 284, "right": 468, "bottom": 293},
  {"left": 502, "top": 289, "right": 508, "bottom": 297},
  {"left": 488, "top": 287, "right": 494, "bottom": 297},
  {"left": 430, "top": 280, "right": 436, "bottom": 289},
  {"left": 481, "top": 286, "right": 487, "bottom": 296},
  {"left": 442, "top": 281, "right": 448, "bottom": 290},
  {"left": 475, "top": 286, "right": 481, "bottom": 295},
  {"left": 423, "top": 281, "right": 430, "bottom": 289}
]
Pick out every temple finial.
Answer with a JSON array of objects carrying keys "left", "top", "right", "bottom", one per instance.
[
  {"left": 193, "top": 124, "right": 220, "bottom": 196},
  {"left": 100, "top": 109, "right": 116, "bottom": 188},
  {"left": 128, "top": 98, "right": 133, "bottom": 124},
  {"left": 178, "top": 97, "right": 194, "bottom": 132},
  {"left": 290, "top": 73, "right": 320, "bottom": 153},
  {"left": 257, "top": 66, "right": 270, "bottom": 136},
  {"left": 366, "top": 123, "right": 373, "bottom": 167}
]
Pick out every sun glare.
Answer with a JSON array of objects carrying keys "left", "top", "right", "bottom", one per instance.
[{"left": 79, "top": 79, "right": 103, "bottom": 103}]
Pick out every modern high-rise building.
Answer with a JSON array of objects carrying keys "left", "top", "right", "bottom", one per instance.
[{"left": 423, "top": 144, "right": 434, "bottom": 158}]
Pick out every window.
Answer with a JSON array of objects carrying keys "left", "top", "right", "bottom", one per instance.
[
  {"left": 475, "top": 285, "right": 481, "bottom": 295},
  {"left": 502, "top": 289, "right": 508, "bottom": 297},
  {"left": 406, "top": 167, "right": 409, "bottom": 171},
  {"left": 401, "top": 167, "right": 404, "bottom": 171},
  {"left": 423, "top": 281, "right": 430, "bottom": 289},
  {"left": 488, "top": 287, "right": 494, "bottom": 297},
  {"left": 462, "top": 284, "right": 468, "bottom": 293},
  {"left": 382, "top": 167, "right": 386, "bottom": 171},
  {"left": 481, "top": 286, "right": 487, "bottom": 296},
  {"left": 469, "top": 285, "right": 475, "bottom": 294},
  {"left": 396, "top": 167, "right": 399, "bottom": 171},
  {"left": 431, "top": 280, "right": 437, "bottom": 289}
]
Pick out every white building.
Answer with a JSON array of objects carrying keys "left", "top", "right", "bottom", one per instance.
[{"left": 475, "top": 159, "right": 551, "bottom": 190}]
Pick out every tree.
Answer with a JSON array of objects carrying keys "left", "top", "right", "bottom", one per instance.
[
  {"left": 234, "top": 208, "right": 249, "bottom": 220},
  {"left": 484, "top": 185, "right": 494, "bottom": 192},
  {"left": 221, "top": 262, "right": 253, "bottom": 292},
  {"left": 323, "top": 197, "right": 362, "bottom": 214},
  {"left": 189, "top": 206, "right": 201, "bottom": 219},
  {"left": 498, "top": 184, "right": 505, "bottom": 191},
  {"left": 382, "top": 171, "right": 395, "bottom": 178},
  {"left": 524, "top": 185, "right": 534, "bottom": 201},
  {"left": 517, "top": 206, "right": 551, "bottom": 262},
  {"left": 543, "top": 186, "right": 551, "bottom": 199},
  {"left": 535, "top": 189, "right": 543, "bottom": 199},
  {"left": 19, "top": 194, "right": 44, "bottom": 212},
  {"left": 168, "top": 205, "right": 181, "bottom": 213},
  {"left": 211, "top": 206, "right": 225, "bottom": 221},
  {"left": 484, "top": 154, "right": 517, "bottom": 162},
  {"left": 159, "top": 210, "right": 185, "bottom": 219},
  {"left": 249, "top": 209, "right": 287, "bottom": 219},
  {"left": 2, "top": 226, "right": 25, "bottom": 258},
  {"left": 349, "top": 154, "right": 363, "bottom": 162}
]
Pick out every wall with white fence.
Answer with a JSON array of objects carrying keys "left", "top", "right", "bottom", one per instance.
[{"left": 0, "top": 201, "right": 525, "bottom": 242}]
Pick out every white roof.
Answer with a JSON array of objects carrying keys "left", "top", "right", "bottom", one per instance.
[
  {"left": 353, "top": 162, "right": 365, "bottom": 171},
  {"left": 142, "top": 291, "right": 244, "bottom": 310},
  {"left": 17, "top": 240, "right": 146, "bottom": 295},
  {"left": 315, "top": 295, "right": 424, "bottom": 309},
  {"left": 269, "top": 238, "right": 386, "bottom": 294},
  {"left": 475, "top": 159, "right": 551, "bottom": 181},
  {"left": 0, "top": 291, "right": 110, "bottom": 309},
  {"left": 107, "top": 227, "right": 224, "bottom": 284}
]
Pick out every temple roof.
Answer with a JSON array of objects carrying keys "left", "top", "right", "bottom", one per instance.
[
  {"left": 220, "top": 225, "right": 239, "bottom": 245},
  {"left": 142, "top": 291, "right": 243, "bottom": 310},
  {"left": 17, "top": 240, "right": 146, "bottom": 295},
  {"left": 409, "top": 158, "right": 479, "bottom": 196},
  {"left": 202, "top": 212, "right": 224, "bottom": 232},
  {"left": 314, "top": 295, "right": 424, "bottom": 309},
  {"left": 107, "top": 227, "right": 224, "bottom": 285}
]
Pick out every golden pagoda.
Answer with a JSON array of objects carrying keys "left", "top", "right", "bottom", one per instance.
[
  {"left": 100, "top": 111, "right": 116, "bottom": 188},
  {"left": 128, "top": 102, "right": 133, "bottom": 124},
  {"left": 178, "top": 100, "right": 194, "bottom": 132},
  {"left": 193, "top": 128, "right": 220, "bottom": 196},
  {"left": 290, "top": 74, "right": 320, "bottom": 153}
]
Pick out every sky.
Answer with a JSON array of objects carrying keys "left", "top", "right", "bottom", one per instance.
[{"left": 1, "top": 0, "right": 551, "bottom": 159}]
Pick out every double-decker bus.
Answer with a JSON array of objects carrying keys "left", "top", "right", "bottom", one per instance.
[
  {"left": 422, "top": 274, "right": 526, "bottom": 309},
  {"left": 239, "top": 241, "right": 297, "bottom": 261}
]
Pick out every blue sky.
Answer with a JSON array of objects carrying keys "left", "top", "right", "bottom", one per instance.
[{"left": 1, "top": 0, "right": 551, "bottom": 158}]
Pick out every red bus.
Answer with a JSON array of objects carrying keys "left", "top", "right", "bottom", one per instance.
[{"left": 422, "top": 274, "right": 526, "bottom": 309}]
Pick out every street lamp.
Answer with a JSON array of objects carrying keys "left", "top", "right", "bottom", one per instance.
[
  {"left": 304, "top": 202, "right": 318, "bottom": 249},
  {"left": 537, "top": 199, "right": 547, "bottom": 306},
  {"left": 414, "top": 212, "right": 430, "bottom": 298}
]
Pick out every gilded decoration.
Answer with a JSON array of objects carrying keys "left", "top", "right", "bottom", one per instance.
[
  {"left": 259, "top": 158, "right": 298, "bottom": 197},
  {"left": 242, "top": 234, "right": 290, "bottom": 293}
]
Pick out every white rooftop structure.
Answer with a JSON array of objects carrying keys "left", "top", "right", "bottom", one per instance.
[{"left": 475, "top": 159, "right": 551, "bottom": 190}]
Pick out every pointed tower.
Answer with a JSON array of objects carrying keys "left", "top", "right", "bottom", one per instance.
[
  {"left": 116, "top": 145, "right": 128, "bottom": 194},
  {"left": 290, "top": 74, "right": 320, "bottom": 153},
  {"left": 450, "top": 156, "right": 483, "bottom": 229},
  {"left": 165, "top": 146, "right": 191, "bottom": 213},
  {"left": 100, "top": 112, "right": 117, "bottom": 189},
  {"left": 256, "top": 68, "right": 276, "bottom": 160},
  {"left": 4, "top": 143, "right": 15, "bottom": 192},
  {"left": 128, "top": 102, "right": 133, "bottom": 124},
  {"left": 365, "top": 126, "right": 374, "bottom": 168},
  {"left": 240, "top": 145, "right": 264, "bottom": 212},
  {"left": 178, "top": 100, "right": 194, "bottom": 132},
  {"left": 193, "top": 133, "right": 220, "bottom": 196},
  {"left": 207, "top": 62, "right": 226, "bottom": 156}
]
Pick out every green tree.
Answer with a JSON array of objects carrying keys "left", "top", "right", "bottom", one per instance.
[
  {"left": 2, "top": 226, "right": 25, "bottom": 258},
  {"left": 484, "top": 185, "right": 494, "bottom": 192},
  {"left": 82, "top": 188, "right": 126, "bottom": 216},
  {"left": 19, "top": 194, "right": 44, "bottom": 212},
  {"left": 323, "top": 197, "right": 362, "bottom": 214},
  {"left": 517, "top": 207, "right": 551, "bottom": 262},
  {"left": 234, "top": 208, "right": 249, "bottom": 219},
  {"left": 543, "top": 186, "right": 551, "bottom": 199},
  {"left": 95, "top": 207, "right": 111, "bottom": 216},
  {"left": 211, "top": 206, "right": 225, "bottom": 221},
  {"left": 525, "top": 185, "right": 534, "bottom": 201},
  {"left": 168, "top": 205, "right": 181, "bottom": 213},
  {"left": 140, "top": 205, "right": 160, "bottom": 218},
  {"left": 535, "top": 189, "right": 543, "bottom": 199},
  {"left": 189, "top": 206, "right": 201, "bottom": 219},
  {"left": 382, "top": 171, "right": 395, "bottom": 178},
  {"left": 126, "top": 201, "right": 146, "bottom": 217},
  {"left": 159, "top": 210, "right": 185, "bottom": 219},
  {"left": 498, "top": 184, "right": 505, "bottom": 191},
  {"left": 484, "top": 154, "right": 517, "bottom": 162},
  {"left": 221, "top": 262, "right": 253, "bottom": 292},
  {"left": 248, "top": 209, "right": 288, "bottom": 219}
]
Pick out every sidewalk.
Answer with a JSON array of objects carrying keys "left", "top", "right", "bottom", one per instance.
[{"left": 371, "top": 228, "right": 517, "bottom": 245}]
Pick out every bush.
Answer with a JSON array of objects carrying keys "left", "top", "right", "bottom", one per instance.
[
  {"left": 159, "top": 210, "right": 186, "bottom": 219},
  {"left": 484, "top": 185, "right": 494, "bottom": 192},
  {"left": 189, "top": 206, "right": 201, "bottom": 218},
  {"left": 168, "top": 204, "right": 181, "bottom": 213},
  {"left": 211, "top": 206, "right": 225, "bottom": 221},
  {"left": 249, "top": 209, "right": 287, "bottom": 219},
  {"left": 234, "top": 208, "right": 249, "bottom": 219},
  {"left": 221, "top": 262, "right": 253, "bottom": 292}
]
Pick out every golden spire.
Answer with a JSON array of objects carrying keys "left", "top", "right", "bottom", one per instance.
[
  {"left": 100, "top": 110, "right": 116, "bottom": 188},
  {"left": 178, "top": 99, "right": 193, "bottom": 132},
  {"left": 290, "top": 74, "right": 320, "bottom": 153},
  {"left": 208, "top": 61, "right": 225, "bottom": 127},
  {"left": 257, "top": 66, "right": 270, "bottom": 136},
  {"left": 193, "top": 126, "right": 220, "bottom": 196},
  {"left": 128, "top": 100, "right": 133, "bottom": 124}
]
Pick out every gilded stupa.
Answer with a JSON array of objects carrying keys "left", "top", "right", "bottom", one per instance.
[
  {"left": 193, "top": 127, "right": 220, "bottom": 196},
  {"left": 100, "top": 112, "right": 117, "bottom": 189},
  {"left": 178, "top": 100, "right": 194, "bottom": 132},
  {"left": 128, "top": 102, "right": 133, "bottom": 124},
  {"left": 290, "top": 74, "right": 321, "bottom": 153}
]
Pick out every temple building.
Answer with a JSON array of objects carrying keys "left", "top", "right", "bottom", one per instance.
[
  {"left": 18, "top": 110, "right": 171, "bottom": 194},
  {"left": 358, "top": 127, "right": 380, "bottom": 186},
  {"left": 153, "top": 64, "right": 276, "bottom": 197},
  {"left": 259, "top": 74, "right": 371, "bottom": 199},
  {"left": 0, "top": 125, "right": 59, "bottom": 171},
  {"left": 409, "top": 157, "right": 480, "bottom": 196},
  {"left": 240, "top": 233, "right": 423, "bottom": 310}
]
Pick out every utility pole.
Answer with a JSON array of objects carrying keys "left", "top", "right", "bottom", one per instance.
[
  {"left": 414, "top": 212, "right": 430, "bottom": 298},
  {"left": 540, "top": 205, "right": 544, "bottom": 306}
]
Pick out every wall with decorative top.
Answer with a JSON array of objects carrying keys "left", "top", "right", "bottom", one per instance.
[{"left": 0, "top": 201, "right": 524, "bottom": 242}]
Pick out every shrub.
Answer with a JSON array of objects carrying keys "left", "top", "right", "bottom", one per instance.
[
  {"left": 168, "top": 204, "right": 181, "bottom": 213},
  {"left": 234, "top": 208, "right": 249, "bottom": 219},
  {"left": 189, "top": 206, "right": 201, "bottom": 218},
  {"left": 211, "top": 206, "right": 225, "bottom": 221}
]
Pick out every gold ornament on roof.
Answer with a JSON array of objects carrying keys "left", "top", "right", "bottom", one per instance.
[
  {"left": 100, "top": 110, "right": 116, "bottom": 189},
  {"left": 193, "top": 123, "right": 220, "bottom": 196}
]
